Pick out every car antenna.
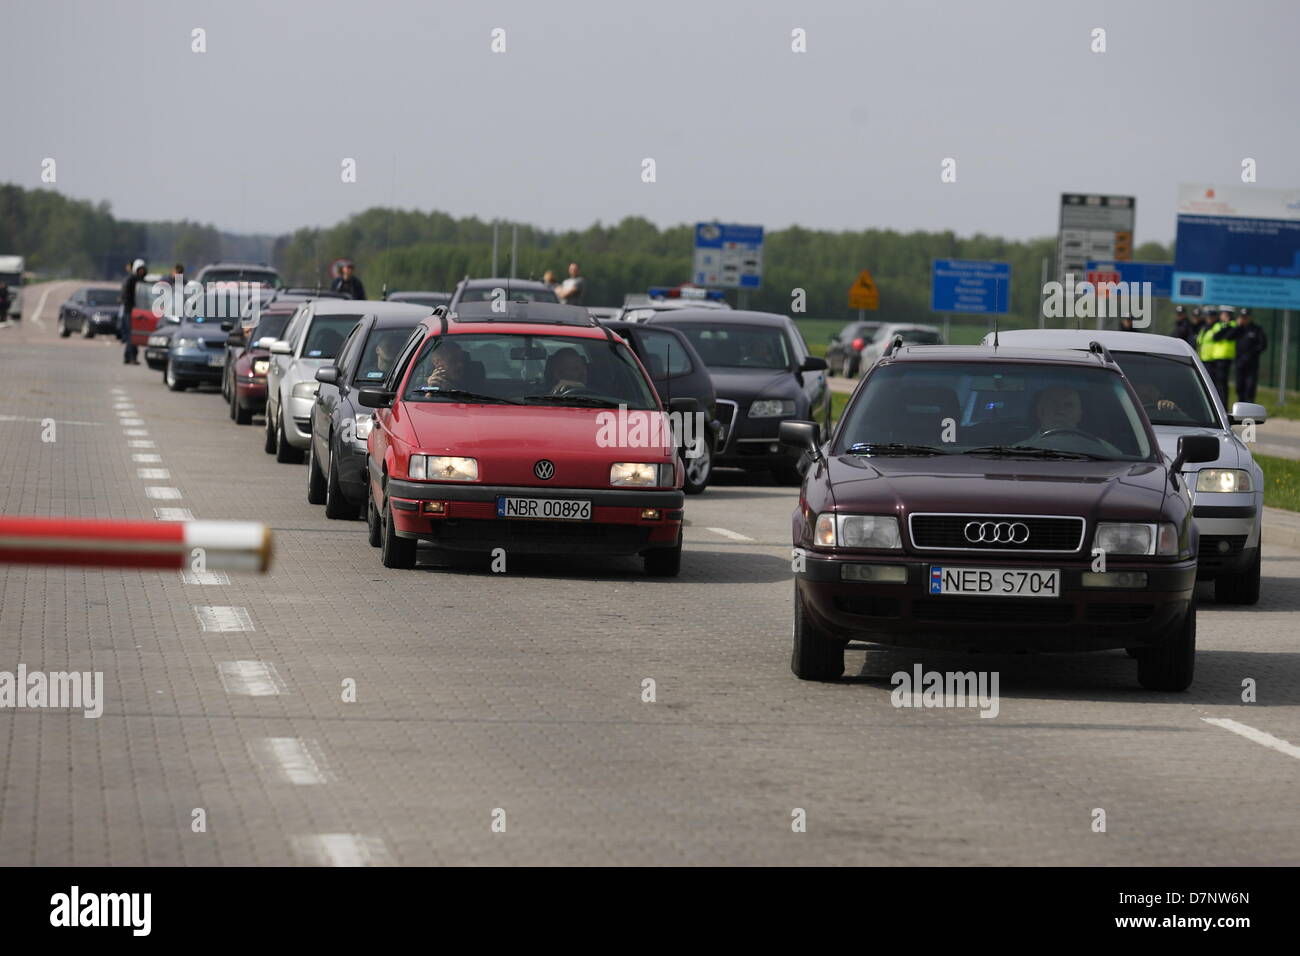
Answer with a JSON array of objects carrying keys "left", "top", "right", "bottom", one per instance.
[{"left": 993, "top": 318, "right": 999, "bottom": 349}]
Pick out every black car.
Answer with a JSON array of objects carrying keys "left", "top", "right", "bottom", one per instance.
[
  {"left": 825, "top": 321, "right": 883, "bottom": 377},
  {"left": 307, "top": 307, "right": 432, "bottom": 518},
  {"left": 602, "top": 320, "right": 721, "bottom": 494},
  {"left": 163, "top": 315, "right": 230, "bottom": 391},
  {"left": 387, "top": 290, "right": 451, "bottom": 309},
  {"left": 781, "top": 341, "right": 1220, "bottom": 689},
  {"left": 644, "top": 310, "right": 829, "bottom": 485},
  {"left": 57, "top": 286, "right": 121, "bottom": 338},
  {"left": 448, "top": 278, "right": 558, "bottom": 310}
]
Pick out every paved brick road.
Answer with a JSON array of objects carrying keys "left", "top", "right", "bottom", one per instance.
[{"left": 2, "top": 286, "right": 1298, "bottom": 865}]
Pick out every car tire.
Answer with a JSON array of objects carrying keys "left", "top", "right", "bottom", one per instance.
[
  {"left": 227, "top": 383, "right": 238, "bottom": 420},
  {"left": 791, "top": 584, "right": 845, "bottom": 680},
  {"left": 366, "top": 490, "right": 383, "bottom": 547},
  {"left": 841, "top": 355, "right": 855, "bottom": 378},
  {"left": 380, "top": 495, "right": 417, "bottom": 569},
  {"left": 1136, "top": 604, "right": 1196, "bottom": 692},
  {"left": 643, "top": 532, "right": 683, "bottom": 577},
  {"left": 772, "top": 459, "right": 804, "bottom": 486},
  {"left": 164, "top": 361, "right": 188, "bottom": 392},
  {"left": 234, "top": 396, "right": 253, "bottom": 425},
  {"left": 58, "top": 316, "right": 71, "bottom": 338},
  {"left": 275, "top": 408, "right": 304, "bottom": 463},
  {"left": 306, "top": 437, "right": 327, "bottom": 504},
  {"left": 681, "top": 435, "right": 713, "bottom": 495},
  {"left": 324, "top": 442, "right": 355, "bottom": 519},
  {"left": 82, "top": 320, "right": 95, "bottom": 339},
  {"left": 1214, "top": 546, "right": 1261, "bottom": 605},
  {"left": 263, "top": 402, "right": 277, "bottom": 454}
]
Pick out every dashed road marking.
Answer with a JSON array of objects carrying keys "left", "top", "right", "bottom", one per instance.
[
  {"left": 250, "top": 738, "right": 333, "bottom": 785},
  {"left": 145, "top": 486, "right": 182, "bottom": 499},
  {"left": 181, "top": 570, "right": 230, "bottom": 585},
  {"left": 153, "top": 507, "right": 193, "bottom": 520},
  {"left": 0, "top": 415, "right": 100, "bottom": 427},
  {"left": 291, "top": 834, "right": 392, "bottom": 867},
  {"left": 195, "top": 606, "right": 255, "bottom": 632},
  {"left": 132, "top": 453, "right": 162, "bottom": 463},
  {"left": 120, "top": 418, "right": 144, "bottom": 426},
  {"left": 1202, "top": 718, "right": 1300, "bottom": 761},
  {"left": 137, "top": 468, "right": 171, "bottom": 480},
  {"left": 217, "top": 661, "right": 285, "bottom": 696},
  {"left": 124, "top": 428, "right": 149, "bottom": 437},
  {"left": 707, "top": 527, "right": 756, "bottom": 542},
  {"left": 129, "top": 440, "right": 156, "bottom": 449}
]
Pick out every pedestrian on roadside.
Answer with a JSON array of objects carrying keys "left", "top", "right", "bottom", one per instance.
[
  {"left": 330, "top": 261, "right": 367, "bottom": 300},
  {"left": 1233, "top": 308, "right": 1267, "bottom": 404},
  {"left": 1198, "top": 305, "right": 1237, "bottom": 406},
  {"left": 0, "top": 283, "right": 10, "bottom": 322},
  {"left": 541, "top": 269, "right": 558, "bottom": 291},
  {"left": 1172, "top": 305, "right": 1196, "bottom": 346},
  {"left": 556, "top": 262, "right": 586, "bottom": 306},
  {"left": 119, "top": 258, "right": 146, "bottom": 365}
]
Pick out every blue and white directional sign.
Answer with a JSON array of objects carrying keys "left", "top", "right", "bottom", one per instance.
[
  {"left": 693, "top": 223, "right": 763, "bottom": 289},
  {"left": 1173, "top": 184, "right": 1300, "bottom": 309},
  {"left": 931, "top": 259, "right": 1011, "bottom": 314},
  {"left": 1085, "top": 261, "right": 1174, "bottom": 297}
]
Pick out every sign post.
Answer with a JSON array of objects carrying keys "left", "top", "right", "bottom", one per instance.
[
  {"left": 1058, "top": 194, "right": 1135, "bottom": 285},
  {"left": 930, "top": 259, "right": 1011, "bottom": 315},
  {"left": 693, "top": 223, "right": 764, "bottom": 291},
  {"left": 848, "top": 270, "right": 880, "bottom": 312}
]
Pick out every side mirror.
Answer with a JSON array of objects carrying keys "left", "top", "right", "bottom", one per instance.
[
  {"left": 779, "top": 420, "right": 822, "bottom": 458},
  {"left": 253, "top": 337, "right": 273, "bottom": 349},
  {"left": 315, "top": 366, "right": 339, "bottom": 385},
  {"left": 800, "top": 356, "right": 829, "bottom": 372},
  {"left": 1230, "top": 402, "right": 1267, "bottom": 425},
  {"left": 1171, "top": 434, "right": 1220, "bottom": 485},
  {"left": 666, "top": 396, "right": 700, "bottom": 415},
  {"left": 357, "top": 387, "right": 395, "bottom": 408},
  {"left": 269, "top": 340, "right": 292, "bottom": 355},
  {"left": 226, "top": 332, "right": 243, "bottom": 345}
]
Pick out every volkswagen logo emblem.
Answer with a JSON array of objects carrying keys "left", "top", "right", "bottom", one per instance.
[
  {"left": 964, "top": 520, "right": 1030, "bottom": 544},
  {"left": 533, "top": 459, "right": 555, "bottom": 480}
]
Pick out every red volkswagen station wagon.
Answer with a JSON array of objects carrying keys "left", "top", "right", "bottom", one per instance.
[{"left": 358, "top": 301, "right": 688, "bottom": 575}]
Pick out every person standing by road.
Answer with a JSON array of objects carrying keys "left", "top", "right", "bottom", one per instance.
[
  {"left": 331, "top": 261, "right": 367, "bottom": 300},
  {"left": 119, "top": 258, "right": 146, "bottom": 365},
  {"left": 1171, "top": 305, "right": 1196, "bottom": 346},
  {"left": 556, "top": 262, "right": 586, "bottom": 306},
  {"left": 1233, "top": 308, "right": 1267, "bottom": 404},
  {"left": 0, "top": 283, "right": 10, "bottom": 323},
  {"left": 1199, "top": 305, "right": 1237, "bottom": 406}
]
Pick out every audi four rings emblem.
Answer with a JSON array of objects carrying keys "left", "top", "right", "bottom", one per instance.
[
  {"left": 964, "top": 521, "right": 1030, "bottom": 544},
  {"left": 534, "top": 459, "right": 555, "bottom": 480}
]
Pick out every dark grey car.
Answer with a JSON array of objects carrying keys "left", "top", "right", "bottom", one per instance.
[{"left": 57, "top": 286, "right": 121, "bottom": 338}]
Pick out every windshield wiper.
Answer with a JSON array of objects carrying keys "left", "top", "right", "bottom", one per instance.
[
  {"left": 964, "top": 444, "right": 1106, "bottom": 461},
  {"left": 847, "top": 442, "right": 949, "bottom": 456},
  {"left": 521, "top": 394, "right": 623, "bottom": 408},
  {"left": 411, "top": 387, "right": 522, "bottom": 405}
]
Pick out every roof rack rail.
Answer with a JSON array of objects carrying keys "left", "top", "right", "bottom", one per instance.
[
  {"left": 882, "top": 333, "right": 905, "bottom": 358},
  {"left": 1087, "top": 340, "right": 1113, "bottom": 364}
]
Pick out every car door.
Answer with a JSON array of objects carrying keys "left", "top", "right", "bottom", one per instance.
[
  {"left": 370, "top": 328, "right": 426, "bottom": 498},
  {"left": 316, "top": 319, "right": 367, "bottom": 462},
  {"left": 270, "top": 304, "right": 310, "bottom": 418}
]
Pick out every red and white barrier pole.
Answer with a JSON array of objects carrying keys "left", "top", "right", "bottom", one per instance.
[{"left": 0, "top": 517, "right": 272, "bottom": 572}]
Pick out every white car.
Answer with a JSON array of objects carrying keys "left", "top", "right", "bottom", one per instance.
[{"left": 986, "top": 329, "right": 1265, "bottom": 603}]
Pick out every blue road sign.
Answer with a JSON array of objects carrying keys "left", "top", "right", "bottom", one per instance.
[
  {"left": 931, "top": 259, "right": 1011, "bottom": 314},
  {"left": 693, "top": 223, "right": 763, "bottom": 289},
  {"left": 1084, "top": 261, "right": 1174, "bottom": 297}
]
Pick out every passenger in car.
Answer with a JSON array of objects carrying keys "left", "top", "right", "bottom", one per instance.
[{"left": 546, "top": 348, "right": 589, "bottom": 394}]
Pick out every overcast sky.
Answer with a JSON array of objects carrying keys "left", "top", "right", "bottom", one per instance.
[{"left": 6, "top": 0, "right": 1298, "bottom": 243}]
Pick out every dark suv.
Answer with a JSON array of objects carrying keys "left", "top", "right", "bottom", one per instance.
[{"left": 781, "top": 341, "right": 1218, "bottom": 690}]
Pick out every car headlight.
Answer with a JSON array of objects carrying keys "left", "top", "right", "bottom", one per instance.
[
  {"left": 409, "top": 455, "right": 478, "bottom": 481},
  {"left": 174, "top": 337, "right": 201, "bottom": 349},
  {"left": 353, "top": 413, "right": 373, "bottom": 441},
  {"left": 1195, "top": 468, "right": 1252, "bottom": 493},
  {"left": 1093, "top": 522, "right": 1179, "bottom": 556},
  {"left": 147, "top": 335, "right": 168, "bottom": 346},
  {"left": 609, "top": 462, "right": 672, "bottom": 487},
  {"left": 252, "top": 359, "right": 270, "bottom": 376},
  {"left": 814, "top": 513, "right": 902, "bottom": 549},
  {"left": 748, "top": 399, "right": 797, "bottom": 418},
  {"left": 292, "top": 382, "right": 318, "bottom": 399}
]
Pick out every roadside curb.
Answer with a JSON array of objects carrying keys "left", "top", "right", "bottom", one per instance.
[{"left": 1262, "top": 506, "right": 1300, "bottom": 552}]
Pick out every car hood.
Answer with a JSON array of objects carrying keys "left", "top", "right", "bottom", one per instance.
[
  {"left": 824, "top": 453, "right": 1172, "bottom": 521},
  {"left": 396, "top": 401, "right": 675, "bottom": 488},
  {"left": 706, "top": 367, "right": 798, "bottom": 401},
  {"left": 1151, "top": 425, "right": 1244, "bottom": 470}
]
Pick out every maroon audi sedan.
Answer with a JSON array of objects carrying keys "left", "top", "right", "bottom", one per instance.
[{"left": 781, "top": 341, "right": 1218, "bottom": 691}]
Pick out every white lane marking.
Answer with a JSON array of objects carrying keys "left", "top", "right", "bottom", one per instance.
[
  {"left": 0, "top": 415, "right": 100, "bottom": 427},
  {"left": 1202, "top": 718, "right": 1300, "bottom": 761},
  {"left": 124, "top": 428, "right": 149, "bottom": 437},
  {"left": 129, "top": 440, "right": 156, "bottom": 449},
  {"left": 110, "top": 388, "right": 124, "bottom": 395},
  {"left": 154, "top": 507, "right": 194, "bottom": 520},
  {"left": 137, "top": 468, "right": 170, "bottom": 479},
  {"left": 707, "top": 526, "right": 756, "bottom": 542},
  {"left": 114, "top": 404, "right": 135, "bottom": 411},
  {"left": 132, "top": 453, "right": 162, "bottom": 463},
  {"left": 181, "top": 570, "right": 229, "bottom": 585},
  {"left": 120, "top": 418, "right": 144, "bottom": 426},
  {"left": 27, "top": 285, "right": 54, "bottom": 327},
  {"left": 291, "top": 834, "right": 392, "bottom": 867},
  {"left": 145, "top": 486, "right": 182, "bottom": 499},
  {"left": 195, "top": 606, "right": 254, "bottom": 632},
  {"left": 250, "top": 738, "right": 333, "bottom": 785},
  {"left": 217, "top": 661, "right": 284, "bottom": 696}
]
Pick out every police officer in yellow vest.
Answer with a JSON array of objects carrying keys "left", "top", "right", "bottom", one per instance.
[{"left": 1197, "top": 305, "right": 1237, "bottom": 406}]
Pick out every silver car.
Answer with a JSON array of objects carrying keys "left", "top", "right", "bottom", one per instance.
[
  {"left": 987, "top": 329, "right": 1265, "bottom": 604},
  {"left": 264, "top": 300, "right": 369, "bottom": 463}
]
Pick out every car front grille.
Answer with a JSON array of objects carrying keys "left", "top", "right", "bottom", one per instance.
[
  {"left": 428, "top": 519, "right": 652, "bottom": 555},
  {"left": 1084, "top": 603, "right": 1154, "bottom": 624},
  {"left": 1198, "top": 534, "right": 1247, "bottom": 573},
  {"left": 912, "top": 597, "right": 1074, "bottom": 625},
  {"left": 909, "top": 514, "right": 1085, "bottom": 553},
  {"left": 714, "top": 400, "right": 738, "bottom": 447}
]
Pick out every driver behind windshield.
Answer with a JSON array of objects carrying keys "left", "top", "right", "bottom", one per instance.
[
  {"left": 1031, "top": 385, "right": 1083, "bottom": 436},
  {"left": 546, "top": 348, "right": 588, "bottom": 394},
  {"left": 424, "top": 340, "right": 467, "bottom": 389},
  {"left": 1133, "top": 382, "right": 1181, "bottom": 414}
]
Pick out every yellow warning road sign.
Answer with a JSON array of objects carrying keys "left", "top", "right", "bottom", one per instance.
[{"left": 848, "top": 270, "right": 879, "bottom": 310}]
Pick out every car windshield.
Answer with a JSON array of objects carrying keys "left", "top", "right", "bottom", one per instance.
[
  {"left": 85, "top": 289, "right": 119, "bottom": 306},
  {"left": 674, "top": 324, "right": 792, "bottom": 370},
  {"left": 201, "top": 270, "right": 283, "bottom": 289},
  {"left": 391, "top": 293, "right": 449, "bottom": 307},
  {"left": 1111, "top": 352, "right": 1221, "bottom": 428},
  {"left": 457, "top": 286, "right": 558, "bottom": 304},
  {"left": 891, "top": 328, "right": 942, "bottom": 345},
  {"left": 0, "top": 272, "right": 20, "bottom": 286},
  {"left": 251, "top": 314, "right": 290, "bottom": 343},
  {"left": 839, "top": 361, "right": 1153, "bottom": 461},
  {"left": 402, "top": 332, "right": 658, "bottom": 409},
  {"left": 300, "top": 315, "right": 361, "bottom": 359},
  {"left": 355, "top": 328, "right": 418, "bottom": 384}
]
